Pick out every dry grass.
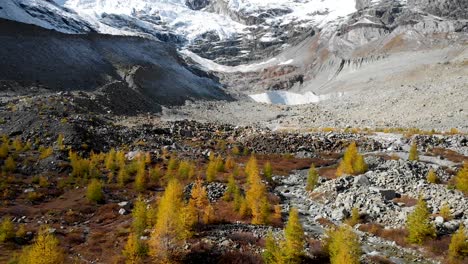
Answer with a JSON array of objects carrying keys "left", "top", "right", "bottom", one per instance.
[
  {"left": 316, "top": 217, "right": 336, "bottom": 228},
  {"left": 217, "top": 251, "right": 263, "bottom": 264},
  {"left": 359, "top": 223, "right": 409, "bottom": 247},
  {"left": 393, "top": 195, "right": 418, "bottom": 207},
  {"left": 428, "top": 148, "right": 468, "bottom": 163},
  {"left": 317, "top": 166, "right": 338, "bottom": 180}
]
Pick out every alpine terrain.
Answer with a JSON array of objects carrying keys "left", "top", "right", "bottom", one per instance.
[{"left": 0, "top": 0, "right": 467, "bottom": 263}]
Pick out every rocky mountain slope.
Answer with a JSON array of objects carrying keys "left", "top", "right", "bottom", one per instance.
[{"left": 0, "top": 18, "right": 231, "bottom": 112}]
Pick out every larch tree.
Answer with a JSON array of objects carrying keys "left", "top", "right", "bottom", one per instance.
[
  {"left": 455, "top": 162, "right": 468, "bottom": 193},
  {"left": 263, "top": 161, "right": 273, "bottom": 182},
  {"left": 149, "top": 179, "right": 192, "bottom": 262},
  {"left": 86, "top": 179, "right": 104, "bottom": 203},
  {"left": 336, "top": 141, "right": 367, "bottom": 177},
  {"left": 448, "top": 224, "right": 468, "bottom": 263},
  {"left": 18, "top": 226, "right": 64, "bottom": 264},
  {"left": 245, "top": 154, "right": 259, "bottom": 184},
  {"left": 426, "top": 168, "right": 439, "bottom": 184},
  {"left": 123, "top": 232, "right": 146, "bottom": 264},
  {"left": 406, "top": 196, "right": 436, "bottom": 244},
  {"left": 283, "top": 208, "right": 305, "bottom": 263},
  {"left": 134, "top": 158, "right": 147, "bottom": 192},
  {"left": 408, "top": 142, "right": 419, "bottom": 161},
  {"left": 439, "top": 202, "right": 452, "bottom": 221},
  {"left": 223, "top": 174, "right": 239, "bottom": 201},
  {"left": 0, "top": 217, "right": 14, "bottom": 242},
  {"left": 189, "top": 178, "right": 210, "bottom": 225},
  {"left": 105, "top": 148, "right": 117, "bottom": 172},
  {"left": 262, "top": 231, "right": 282, "bottom": 264},
  {"left": 206, "top": 159, "right": 217, "bottom": 182},
  {"left": 306, "top": 164, "right": 319, "bottom": 191},
  {"left": 327, "top": 225, "right": 361, "bottom": 264},
  {"left": 132, "top": 196, "right": 148, "bottom": 236},
  {"left": 245, "top": 169, "right": 269, "bottom": 224}
]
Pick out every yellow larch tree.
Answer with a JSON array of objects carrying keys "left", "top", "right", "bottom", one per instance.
[
  {"left": 336, "top": 141, "right": 367, "bottom": 177},
  {"left": 18, "top": 226, "right": 65, "bottom": 264},
  {"left": 149, "top": 179, "right": 192, "bottom": 262}
]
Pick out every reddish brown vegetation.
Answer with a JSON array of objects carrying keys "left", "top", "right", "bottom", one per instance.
[
  {"left": 359, "top": 223, "right": 409, "bottom": 247},
  {"left": 393, "top": 195, "right": 418, "bottom": 207},
  {"left": 428, "top": 148, "right": 468, "bottom": 163}
]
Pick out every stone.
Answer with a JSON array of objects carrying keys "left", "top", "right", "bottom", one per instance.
[
  {"left": 354, "top": 175, "right": 370, "bottom": 187},
  {"left": 435, "top": 216, "right": 444, "bottom": 225},
  {"left": 118, "top": 201, "right": 129, "bottom": 207}
]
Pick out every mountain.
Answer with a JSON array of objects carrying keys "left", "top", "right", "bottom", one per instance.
[
  {"left": 0, "top": 18, "right": 231, "bottom": 114},
  {"left": 0, "top": 0, "right": 466, "bottom": 117}
]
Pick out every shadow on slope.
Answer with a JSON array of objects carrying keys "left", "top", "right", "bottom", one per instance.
[{"left": 0, "top": 18, "right": 232, "bottom": 113}]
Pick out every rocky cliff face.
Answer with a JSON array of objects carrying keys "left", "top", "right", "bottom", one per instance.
[{"left": 408, "top": 0, "right": 468, "bottom": 19}]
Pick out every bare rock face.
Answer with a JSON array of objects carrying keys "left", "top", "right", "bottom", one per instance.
[
  {"left": 355, "top": 0, "right": 372, "bottom": 10},
  {"left": 185, "top": 0, "right": 210, "bottom": 10},
  {"left": 407, "top": 0, "right": 468, "bottom": 19}
]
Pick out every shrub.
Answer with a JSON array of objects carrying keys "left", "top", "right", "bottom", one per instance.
[
  {"left": 448, "top": 224, "right": 468, "bottom": 263},
  {"left": 273, "top": 204, "right": 282, "bottom": 222},
  {"left": 177, "top": 160, "right": 194, "bottom": 179},
  {"left": 345, "top": 207, "right": 360, "bottom": 227},
  {"left": 215, "top": 155, "right": 225, "bottom": 172},
  {"left": 167, "top": 156, "right": 178, "bottom": 171},
  {"left": 39, "top": 146, "right": 53, "bottom": 160},
  {"left": 134, "top": 159, "right": 147, "bottom": 192},
  {"left": 231, "top": 146, "right": 240, "bottom": 156},
  {"left": 56, "top": 134, "right": 65, "bottom": 151},
  {"left": 406, "top": 196, "right": 436, "bottom": 244},
  {"left": 408, "top": 142, "right": 419, "bottom": 161},
  {"left": 0, "top": 142, "right": 8, "bottom": 159},
  {"left": 206, "top": 160, "right": 217, "bottom": 182},
  {"left": 4, "top": 156, "right": 16, "bottom": 173},
  {"left": 426, "top": 169, "right": 439, "bottom": 184},
  {"left": 306, "top": 164, "right": 319, "bottom": 191},
  {"left": 149, "top": 166, "right": 161, "bottom": 184},
  {"left": 263, "top": 162, "right": 273, "bottom": 182},
  {"left": 13, "top": 138, "right": 23, "bottom": 152},
  {"left": 118, "top": 166, "right": 130, "bottom": 187},
  {"left": 105, "top": 148, "right": 117, "bottom": 172},
  {"left": 242, "top": 147, "right": 250, "bottom": 156},
  {"left": 336, "top": 142, "right": 367, "bottom": 177},
  {"left": 439, "top": 202, "right": 452, "bottom": 221},
  {"left": 123, "top": 232, "right": 147, "bottom": 264},
  {"left": 327, "top": 225, "right": 361, "bottom": 264},
  {"left": 69, "top": 151, "right": 90, "bottom": 178},
  {"left": 86, "top": 179, "right": 104, "bottom": 203},
  {"left": 18, "top": 226, "right": 64, "bottom": 264},
  {"left": 225, "top": 156, "right": 235, "bottom": 171},
  {"left": 223, "top": 174, "right": 238, "bottom": 201},
  {"left": 0, "top": 217, "right": 15, "bottom": 242},
  {"left": 455, "top": 162, "right": 468, "bottom": 193}
]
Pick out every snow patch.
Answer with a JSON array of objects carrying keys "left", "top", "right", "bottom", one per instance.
[
  {"left": 249, "top": 91, "right": 320, "bottom": 105},
  {"left": 279, "top": 59, "right": 294, "bottom": 65},
  {"left": 249, "top": 91, "right": 345, "bottom": 105},
  {"left": 181, "top": 49, "right": 279, "bottom": 72}
]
